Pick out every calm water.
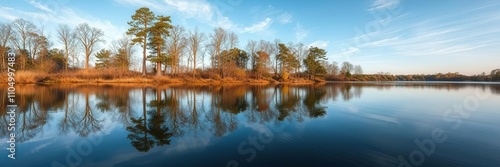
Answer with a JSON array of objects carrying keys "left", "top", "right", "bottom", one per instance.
[{"left": 1, "top": 82, "right": 500, "bottom": 167}]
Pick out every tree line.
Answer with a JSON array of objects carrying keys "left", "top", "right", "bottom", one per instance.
[{"left": 0, "top": 7, "right": 367, "bottom": 82}]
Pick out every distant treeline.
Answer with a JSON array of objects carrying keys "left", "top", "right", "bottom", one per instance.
[{"left": 327, "top": 72, "right": 500, "bottom": 82}]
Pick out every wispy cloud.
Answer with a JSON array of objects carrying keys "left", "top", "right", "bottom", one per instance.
[
  {"left": 334, "top": 47, "right": 360, "bottom": 57},
  {"left": 277, "top": 12, "right": 293, "bottom": 24},
  {"left": 117, "top": 0, "right": 260, "bottom": 33},
  {"left": 335, "top": 2, "right": 500, "bottom": 63},
  {"left": 369, "top": 0, "right": 400, "bottom": 11},
  {"left": 294, "top": 23, "right": 309, "bottom": 42},
  {"left": 115, "top": 0, "right": 164, "bottom": 11},
  {"left": 164, "top": 0, "right": 213, "bottom": 19},
  {"left": 309, "top": 40, "right": 329, "bottom": 49},
  {"left": 1, "top": 2, "right": 125, "bottom": 49},
  {"left": 28, "top": 0, "right": 53, "bottom": 13},
  {"left": 363, "top": 36, "right": 400, "bottom": 47},
  {"left": 242, "top": 18, "right": 272, "bottom": 33},
  {"left": 0, "top": 7, "right": 18, "bottom": 20}
]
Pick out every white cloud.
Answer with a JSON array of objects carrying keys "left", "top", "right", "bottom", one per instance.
[
  {"left": 0, "top": 4, "right": 125, "bottom": 51},
  {"left": 28, "top": 0, "right": 53, "bottom": 13},
  {"left": 0, "top": 7, "right": 18, "bottom": 20},
  {"left": 164, "top": 0, "right": 213, "bottom": 19},
  {"left": 294, "top": 23, "right": 309, "bottom": 42},
  {"left": 115, "top": 0, "right": 164, "bottom": 11},
  {"left": 335, "top": 47, "right": 359, "bottom": 57},
  {"left": 277, "top": 13, "right": 293, "bottom": 24},
  {"left": 369, "top": 0, "right": 400, "bottom": 11},
  {"left": 242, "top": 18, "right": 272, "bottom": 33},
  {"left": 363, "top": 36, "right": 400, "bottom": 47},
  {"left": 308, "top": 40, "right": 329, "bottom": 49},
  {"left": 117, "top": 0, "right": 241, "bottom": 31}
]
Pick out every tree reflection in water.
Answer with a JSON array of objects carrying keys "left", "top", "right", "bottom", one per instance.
[
  {"left": 127, "top": 88, "right": 173, "bottom": 152},
  {"left": 1, "top": 83, "right": 498, "bottom": 153}
]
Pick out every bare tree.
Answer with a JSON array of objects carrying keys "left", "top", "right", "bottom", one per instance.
[
  {"left": 227, "top": 32, "right": 238, "bottom": 50},
  {"left": 11, "top": 19, "right": 36, "bottom": 55},
  {"left": 272, "top": 39, "right": 280, "bottom": 77},
  {"left": 165, "top": 25, "right": 187, "bottom": 76},
  {"left": 111, "top": 35, "right": 135, "bottom": 70},
  {"left": 208, "top": 27, "right": 228, "bottom": 77},
  {"left": 245, "top": 40, "right": 258, "bottom": 71},
  {"left": 222, "top": 31, "right": 239, "bottom": 77},
  {"left": 354, "top": 64, "right": 363, "bottom": 75},
  {"left": 187, "top": 27, "right": 206, "bottom": 77},
  {"left": 74, "top": 23, "right": 104, "bottom": 71},
  {"left": 340, "top": 61, "right": 354, "bottom": 74},
  {"left": 294, "top": 42, "right": 308, "bottom": 77},
  {"left": 57, "top": 24, "right": 77, "bottom": 71},
  {"left": 0, "top": 22, "right": 12, "bottom": 71},
  {"left": 324, "top": 61, "right": 339, "bottom": 76},
  {"left": 11, "top": 19, "right": 37, "bottom": 70},
  {"left": 28, "top": 29, "right": 49, "bottom": 61}
]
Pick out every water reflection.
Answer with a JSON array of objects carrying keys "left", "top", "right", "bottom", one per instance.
[
  {"left": 126, "top": 89, "right": 173, "bottom": 152},
  {"left": 1, "top": 82, "right": 499, "bottom": 153}
]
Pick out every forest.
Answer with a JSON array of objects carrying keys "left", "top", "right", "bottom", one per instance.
[{"left": 1, "top": 7, "right": 498, "bottom": 84}]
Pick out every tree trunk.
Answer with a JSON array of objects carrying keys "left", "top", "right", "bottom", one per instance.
[
  {"left": 85, "top": 48, "right": 90, "bottom": 71},
  {"left": 156, "top": 44, "right": 161, "bottom": 76},
  {"left": 193, "top": 52, "right": 196, "bottom": 78},
  {"left": 142, "top": 36, "right": 147, "bottom": 76}
]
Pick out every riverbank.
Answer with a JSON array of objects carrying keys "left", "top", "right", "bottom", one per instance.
[{"left": 2, "top": 70, "right": 317, "bottom": 85}]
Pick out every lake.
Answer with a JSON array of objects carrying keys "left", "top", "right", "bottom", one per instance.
[{"left": 1, "top": 82, "right": 500, "bottom": 167}]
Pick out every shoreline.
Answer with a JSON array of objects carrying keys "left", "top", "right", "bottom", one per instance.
[
  {"left": 2, "top": 72, "right": 319, "bottom": 85},
  {"left": 3, "top": 70, "right": 498, "bottom": 85}
]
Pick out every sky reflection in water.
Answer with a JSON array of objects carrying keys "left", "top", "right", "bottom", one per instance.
[{"left": 1, "top": 82, "right": 500, "bottom": 167}]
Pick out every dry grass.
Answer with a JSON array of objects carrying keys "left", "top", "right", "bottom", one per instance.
[
  {"left": 0, "top": 69, "right": 316, "bottom": 85},
  {"left": 56, "top": 69, "right": 139, "bottom": 79},
  {"left": 13, "top": 71, "right": 48, "bottom": 83}
]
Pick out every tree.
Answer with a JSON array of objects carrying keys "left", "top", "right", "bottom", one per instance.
[
  {"left": 148, "top": 15, "right": 173, "bottom": 76},
  {"left": 30, "top": 30, "right": 50, "bottom": 71},
  {"left": 220, "top": 31, "right": 239, "bottom": 77},
  {"left": 217, "top": 48, "right": 247, "bottom": 77},
  {"left": 233, "top": 48, "right": 249, "bottom": 69},
  {"left": 324, "top": 61, "right": 339, "bottom": 76},
  {"left": 209, "top": 27, "right": 229, "bottom": 77},
  {"left": 0, "top": 22, "right": 12, "bottom": 71},
  {"left": 272, "top": 39, "right": 280, "bottom": 77},
  {"left": 57, "top": 24, "right": 77, "bottom": 71},
  {"left": 340, "top": 61, "right": 354, "bottom": 75},
  {"left": 95, "top": 49, "right": 112, "bottom": 69},
  {"left": 303, "top": 46, "right": 327, "bottom": 79},
  {"left": 254, "top": 51, "right": 270, "bottom": 80},
  {"left": 11, "top": 19, "right": 36, "bottom": 70},
  {"left": 245, "top": 40, "right": 257, "bottom": 70},
  {"left": 165, "top": 25, "right": 187, "bottom": 76},
  {"left": 28, "top": 30, "right": 49, "bottom": 61},
  {"left": 47, "top": 48, "right": 66, "bottom": 72},
  {"left": 252, "top": 40, "right": 273, "bottom": 80},
  {"left": 354, "top": 65, "right": 363, "bottom": 75},
  {"left": 127, "top": 7, "right": 155, "bottom": 76},
  {"left": 187, "top": 27, "right": 205, "bottom": 77},
  {"left": 277, "top": 43, "right": 299, "bottom": 80},
  {"left": 74, "top": 23, "right": 104, "bottom": 71},
  {"left": 111, "top": 36, "right": 135, "bottom": 71},
  {"left": 293, "top": 42, "right": 307, "bottom": 77}
]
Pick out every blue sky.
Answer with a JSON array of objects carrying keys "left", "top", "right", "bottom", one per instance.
[{"left": 1, "top": 0, "right": 499, "bottom": 75}]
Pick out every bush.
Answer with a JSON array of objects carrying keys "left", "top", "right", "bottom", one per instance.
[
  {"left": 345, "top": 72, "right": 352, "bottom": 78},
  {"left": 234, "top": 69, "right": 246, "bottom": 79},
  {"left": 281, "top": 71, "right": 289, "bottom": 81}
]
